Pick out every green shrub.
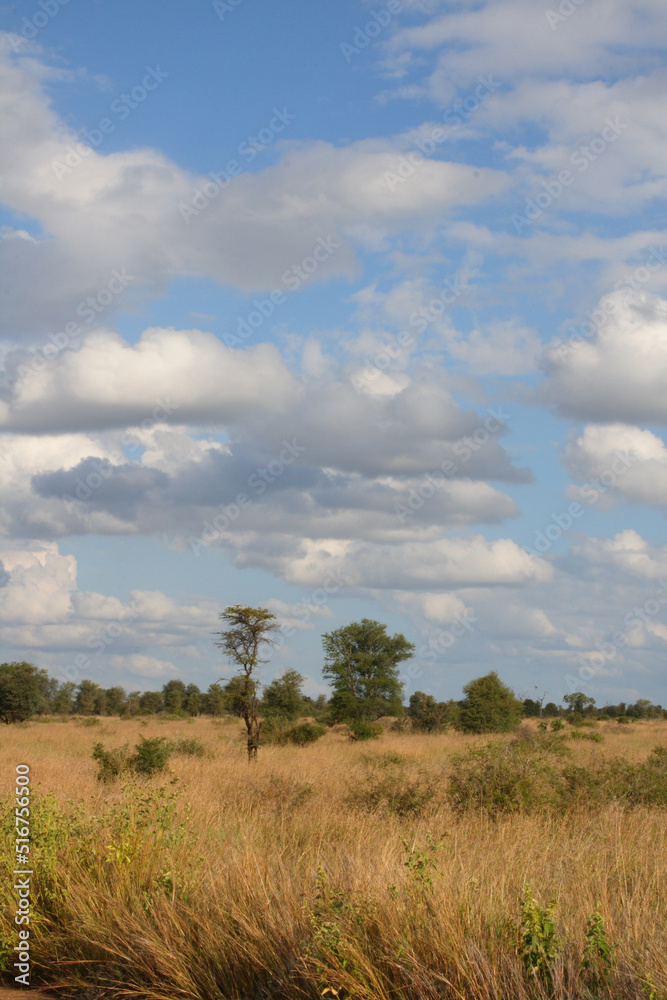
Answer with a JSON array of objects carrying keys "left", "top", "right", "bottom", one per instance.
[
  {"left": 458, "top": 671, "right": 523, "bottom": 733},
  {"left": 92, "top": 736, "right": 173, "bottom": 781},
  {"left": 133, "top": 736, "right": 172, "bottom": 776},
  {"left": 562, "top": 746, "right": 667, "bottom": 809},
  {"left": 581, "top": 903, "right": 616, "bottom": 989},
  {"left": 92, "top": 742, "right": 133, "bottom": 782},
  {"left": 261, "top": 717, "right": 326, "bottom": 746},
  {"left": 348, "top": 719, "right": 383, "bottom": 741},
  {"left": 348, "top": 770, "right": 436, "bottom": 818},
  {"left": 167, "top": 736, "right": 207, "bottom": 757},
  {"left": 519, "top": 886, "right": 559, "bottom": 986},
  {"left": 570, "top": 729, "right": 603, "bottom": 742},
  {"left": 283, "top": 721, "right": 326, "bottom": 746},
  {"left": 447, "top": 733, "right": 568, "bottom": 816}
]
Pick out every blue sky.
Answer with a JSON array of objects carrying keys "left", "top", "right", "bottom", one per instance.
[{"left": 1, "top": 0, "right": 667, "bottom": 706}]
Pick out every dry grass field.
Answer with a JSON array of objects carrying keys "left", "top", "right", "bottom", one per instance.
[{"left": 1, "top": 715, "right": 667, "bottom": 1000}]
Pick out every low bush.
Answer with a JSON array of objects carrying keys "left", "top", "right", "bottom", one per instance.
[
  {"left": 167, "top": 736, "right": 207, "bottom": 757},
  {"left": 447, "top": 731, "right": 570, "bottom": 816},
  {"left": 570, "top": 729, "right": 603, "bottom": 742},
  {"left": 261, "top": 717, "right": 326, "bottom": 746},
  {"left": 133, "top": 736, "right": 172, "bottom": 776},
  {"left": 92, "top": 736, "right": 173, "bottom": 781},
  {"left": 92, "top": 742, "right": 133, "bottom": 782},
  {"left": 347, "top": 719, "right": 383, "bottom": 741},
  {"left": 347, "top": 754, "right": 437, "bottom": 817}
]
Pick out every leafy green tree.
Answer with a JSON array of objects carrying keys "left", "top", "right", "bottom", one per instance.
[
  {"left": 75, "top": 679, "right": 103, "bottom": 715},
  {"left": 206, "top": 682, "right": 226, "bottom": 717},
  {"left": 52, "top": 681, "right": 76, "bottom": 715},
  {"left": 138, "top": 690, "right": 163, "bottom": 714},
  {"left": 322, "top": 619, "right": 414, "bottom": 722},
  {"left": 0, "top": 662, "right": 50, "bottom": 724},
  {"left": 543, "top": 702, "right": 560, "bottom": 718},
  {"left": 104, "top": 686, "right": 127, "bottom": 716},
  {"left": 125, "top": 691, "right": 141, "bottom": 716},
  {"left": 262, "top": 669, "right": 305, "bottom": 720},
  {"left": 163, "top": 679, "right": 186, "bottom": 713},
  {"left": 522, "top": 698, "right": 541, "bottom": 717},
  {"left": 458, "top": 672, "right": 523, "bottom": 734},
  {"left": 184, "top": 683, "right": 201, "bottom": 716},
  {"left": 213, "top": 605, "right": 281, "bottom": 761},
  {"left": 563, "top": 692, "right": 596, "bottom": 715},
  {"left": 221, "top": 675, "right": 258, "bottom": 717},
  {"left": 408, "top": 691, "right": 448, "bottom": 732}
]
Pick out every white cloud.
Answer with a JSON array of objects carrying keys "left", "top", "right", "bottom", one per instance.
[
  {"left": 0, "top": 40, "right": 507, "bottom": 343},
  {"left": 540, "top": 291, "right": 667, "bottom": 423},
  {"left": 563, "top": 423, "right": 667, "bottom": 509}
]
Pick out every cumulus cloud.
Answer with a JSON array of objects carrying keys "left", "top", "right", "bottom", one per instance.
[
  {"left": 0, "top": 38, "right": 507, "bottom": 343},
  {"left": 233, "top": 533, "right": 552, "bottom": 590},
  {"left": 0, "top": 540, "right": 219, "bottom": 681},
  {"left": 539, "top": 291, "right": 667, "bottom": 423},
  {"left": 575, "top": 530, "right": 667, "bottom": 581},
  {"left": 563, "top": 423, "right": 667, "bottom": 509}
]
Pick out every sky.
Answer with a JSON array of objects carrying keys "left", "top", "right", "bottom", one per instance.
[{"left": 1, "top": 0, "right": 667, "bottom": 707}]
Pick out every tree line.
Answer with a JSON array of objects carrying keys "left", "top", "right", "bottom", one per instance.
[{"left": 1, "top": 608, "right": 664, "bottom": 747}]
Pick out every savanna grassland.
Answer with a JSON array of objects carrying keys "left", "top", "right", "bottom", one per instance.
[{"left": 2, "top": 715, "right": 667, "bottom": 1000}]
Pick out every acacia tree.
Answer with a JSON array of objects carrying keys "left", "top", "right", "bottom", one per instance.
[
  {"left": 213, "top": 605, "right": 281, "bottom": 760},
  {"left": 322, "top": 619, "right": 414, "bottom": 722}
]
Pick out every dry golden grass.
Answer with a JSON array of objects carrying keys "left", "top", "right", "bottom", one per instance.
[{"left": 1, "top": 716, "right": 667, "bottom": 999}]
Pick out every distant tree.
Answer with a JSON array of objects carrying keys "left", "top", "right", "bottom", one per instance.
[
  {"left": 139, "top": 690, "right": 163, "bottom": 714},
  {"left": 221, "top": 675, "right": 258, "bottom": 717},
  {"left": 458, "top": 672, "right": 523, "bottom": 734},
  {"left": 563, "top": 692, "right": 596, "bottom": 715},
  {"left": 184, "top": 683, "right": 201, "bottom": 716},
  {"left": 408, "top": 691, "right": 448, "bottom": 732},
  {"left": 125, "top": 691, "right": 141, "bottom": 716},
  {"left": 104, "top": 686, "right": 127, "bottom": 716},
  {"left": 75, "top": 679, "right": 102, "bottom": 715},
  {"left": 206, "top": 682, "right": 226, "bottom": 717},
  {"left": 262, "top": 669, "right": 305, "bottom": 720},
  {"left": 52, "top": 681, "right": 76, "bottom": 715},
  {"left": 93, "top": 688, "right": 107, "bottom": 715},
  {"left": 543, "top": 702, "right": 560, "bottom": 718},
  {"left": 322, "top": 619, "right": 413, "bottom": 723},
  {"left": 0, "top": 662, "right": 50, "bottom": 724},
  {"left": 522, "top": 698, "right": 541, "bottom": 718},
  {"left": 213, "top": 605, "right": 281, "bottom": 761},
  {"left": 163, "top": 679, "right": 186, "bottom": 713}
]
